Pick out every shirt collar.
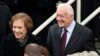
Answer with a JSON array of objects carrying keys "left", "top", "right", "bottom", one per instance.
[{"left": 63, "top": 20, "right": 76, "bottom": 33}]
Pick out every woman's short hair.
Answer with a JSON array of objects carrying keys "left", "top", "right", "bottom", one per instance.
[{"left": 9, "top": 12, "right": 33, "bottom": 32}]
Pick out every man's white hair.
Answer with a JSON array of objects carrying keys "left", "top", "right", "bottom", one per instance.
[
  {"left": 67, "top": 51, "right": 99, "bottom": 56},
  {"left": 57, "top": 3, "right": 74, "bottom": 16}
]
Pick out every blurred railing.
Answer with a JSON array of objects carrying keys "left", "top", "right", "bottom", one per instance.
[{"left": 32, "top": 0, "right": 100, "bottom": 35}]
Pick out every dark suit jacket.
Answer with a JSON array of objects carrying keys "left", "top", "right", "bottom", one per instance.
[
  {"left": 0, "top": 33, "right": 42, "bottom": 56},
  {"left": 47, "top": 23, "right": 97, "bottom": 56}
]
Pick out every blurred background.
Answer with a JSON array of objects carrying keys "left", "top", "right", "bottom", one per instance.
[{"left": 0, "top": 0, "right": 100, "bottom": 53}]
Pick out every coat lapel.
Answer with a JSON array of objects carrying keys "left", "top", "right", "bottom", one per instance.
[{"left": 64, "top": 23, "right": 81, "bottom": 54}]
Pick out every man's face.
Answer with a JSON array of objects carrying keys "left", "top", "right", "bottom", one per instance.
[
  {"left": 56, "top": 6, "right": 73, "bottom": 28},
  {"left": 12, "top": 19, "right": 27, "bottom": 40}
]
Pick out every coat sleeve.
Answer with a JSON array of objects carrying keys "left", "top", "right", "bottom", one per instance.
[{"left": 47, "top": 26, "right": 53, "bottom": 56}]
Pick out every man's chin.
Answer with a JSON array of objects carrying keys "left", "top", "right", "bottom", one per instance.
[{"left": 58, "top": 25, "right": 64, "bottom": 28}]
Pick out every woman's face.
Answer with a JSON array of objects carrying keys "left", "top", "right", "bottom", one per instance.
[{"left": 12, "top": 19, "right": 27, "bottom": 40}]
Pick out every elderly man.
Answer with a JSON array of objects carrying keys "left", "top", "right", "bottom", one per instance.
[{"left": 47, "top": 3, "right": 98, "bottom": 56}]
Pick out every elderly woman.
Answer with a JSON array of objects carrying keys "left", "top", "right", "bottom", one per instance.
[{"left": 0, "top": 12, "right": 41, "bottom": 56}]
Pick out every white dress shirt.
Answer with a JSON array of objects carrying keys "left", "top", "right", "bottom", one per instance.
[{"left": 61, "top": 20, "right": 76, "bottom": 47}]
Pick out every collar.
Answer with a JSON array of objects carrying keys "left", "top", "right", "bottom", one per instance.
[{"left": 63, "top": 20, "right": 76, "bottom": 33}]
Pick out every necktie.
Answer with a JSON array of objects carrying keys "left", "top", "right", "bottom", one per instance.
[{"left": 61, "top": 29, "right": 67, "bottom": 56}]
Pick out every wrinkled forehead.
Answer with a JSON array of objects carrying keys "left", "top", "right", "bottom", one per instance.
[{"left": 13, "top": 18, "right": 24, "bottom": 24}]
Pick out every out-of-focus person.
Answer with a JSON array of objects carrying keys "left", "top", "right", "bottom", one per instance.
[
  {"left": 24, "top": 43, "right": 50, "bottom": 56},
  {"left": 0, "top": 1, "right": 12, "bottom": 42},
  {"left": 67, "top": 51, "right": 99, "bottom": 56}
]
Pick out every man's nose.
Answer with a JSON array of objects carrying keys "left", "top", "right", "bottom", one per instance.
[{"left": 56, "top": 16, "right": 61, "bottom": 20}]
